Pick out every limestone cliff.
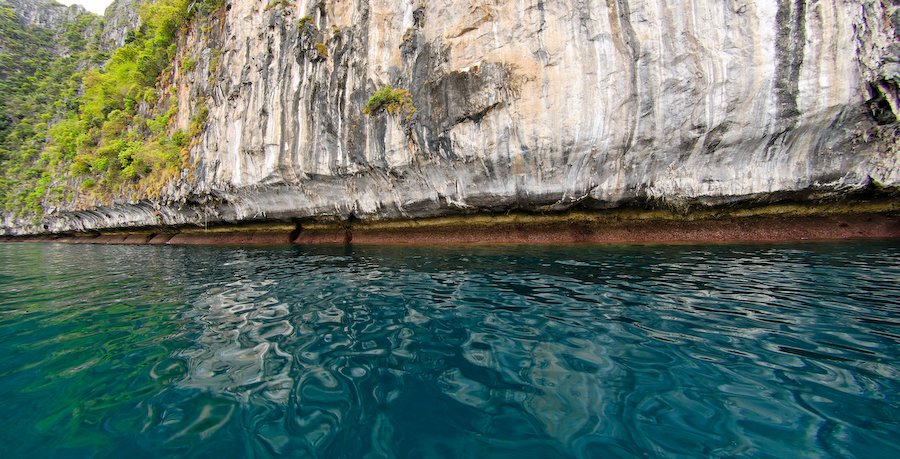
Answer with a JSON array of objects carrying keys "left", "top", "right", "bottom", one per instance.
[
  {"left": 5, "top": 0, "right": 87, "bottom": 29},
  {"left": 99, "top": 0, "right": 143, "bottom": 51},
  {"left": 4, "top": 0, "right": 899, "bottom": 235},
  {"left": 0, "top": 0, "right": 96, "bottom": 54}
]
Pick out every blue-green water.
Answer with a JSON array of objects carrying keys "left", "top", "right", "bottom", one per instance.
[{"left": 0, "top": 242, "right": 898, "bottom": 458}]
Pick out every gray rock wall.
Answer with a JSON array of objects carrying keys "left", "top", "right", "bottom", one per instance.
[
  {"left": 99, "top": 0, "right": 143, "bottom": 51},
  {"left": 5, "top": 0, "right": 899, "bottom": 235},
  {"left": 4, "top": 0, "right": 87, "bottom": 29}
]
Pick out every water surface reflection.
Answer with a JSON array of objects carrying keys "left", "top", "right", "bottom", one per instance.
[{"left": 0, "top": 243, "right": 897, "bottom": 457}]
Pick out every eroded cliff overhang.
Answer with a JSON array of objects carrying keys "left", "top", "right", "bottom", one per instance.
[{"left": 2, "top": 0, "right": 898, "bottom": 235}]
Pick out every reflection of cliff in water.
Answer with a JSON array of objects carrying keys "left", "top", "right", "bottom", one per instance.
[
  {"left": 180, "top": 278, "right": 294, "bottom": 404},
  {"left": 171, "top": 248, "right": 625, "bottom": 453},
  {"left": 154, "top": 243, "right": 900, "bottom": 456}
]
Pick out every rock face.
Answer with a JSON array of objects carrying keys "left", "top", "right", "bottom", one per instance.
[
  {"left": 0, "top": 0, "right": 97, "bottom": 54},
  {"left": 4, "top": 0, "right": 87, "bottom": 29},
  {"left": 5, "top": 0, "right": 900, "bottom": 235},
  {"left": 99, "top": 0, "right": 142, "bottom": 51}
]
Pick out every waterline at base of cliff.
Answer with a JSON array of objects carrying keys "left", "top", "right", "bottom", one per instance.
[{"left": 4, "top": 200, "right": 898, "bottom": 246}]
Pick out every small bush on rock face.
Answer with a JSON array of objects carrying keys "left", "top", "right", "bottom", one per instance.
[
  {"left": 265, "top": 0, "right": 293, "bottom": 12},
  {"left": 189, "top": 104, "right": 209, "bottom": 139},
  {"left": 315, "top": 42, "right": 328, "bottom": 58},
  {"left": 181, "top": 58, "right": 197, "bottom": 72},
  {"left": 363, "top": 86, "right": 416, "bottom": 120},
  {"left": 171, "top": 129, "right": 188, "bottom": 147}
]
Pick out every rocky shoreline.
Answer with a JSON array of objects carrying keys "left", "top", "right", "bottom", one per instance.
[{"left": 3, "top": 202, "right": 898, "bottom": 246}]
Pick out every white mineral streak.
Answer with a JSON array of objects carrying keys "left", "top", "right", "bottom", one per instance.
[{"left": 6, "top": 0, "right": 898, "bottom": 234}]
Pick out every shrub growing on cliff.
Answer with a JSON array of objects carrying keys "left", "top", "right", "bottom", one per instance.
[
  {"left": 189, "top": 104, "right": 209, "bottom": 139},
  {"left": 363, "top": 87, "right": 416, "bottom": 120},
  {"left": 208, "top": 48, "right": 222, "bottom": 83},
  {"left": 315, "top": 42, "right": 328, "bottom": 59},
  {"left": 265, "top": 0, "right": 293, "bottom": 12},
  {"left": 181, "top": 57, "right": 197, "bottom": 72},
  {"left": 188, "top": 0, "right": 226, "bottom": 17}
]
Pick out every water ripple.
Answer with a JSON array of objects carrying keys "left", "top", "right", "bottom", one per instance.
[{"left": 0, "top": 242, "right": 898, "bottom": 457}]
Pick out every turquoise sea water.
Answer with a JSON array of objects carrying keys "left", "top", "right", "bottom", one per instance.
[{"left": 0, "top": 242, "right": 897, "bottom": 458}]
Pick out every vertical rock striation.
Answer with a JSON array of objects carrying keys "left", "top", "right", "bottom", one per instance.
[
  {"left": 4, "top": 0, "right": 899, "bottom": 235},
  {"left": 4, "top": 0, "right": 87, "bottom": 29},
  {"left": 99, "top": 0, "right": 143, "bottom": 51}
]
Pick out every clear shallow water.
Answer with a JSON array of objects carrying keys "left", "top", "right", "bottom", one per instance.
[{"left": 0, "top": 242, "right": 898, "bottom": 458}]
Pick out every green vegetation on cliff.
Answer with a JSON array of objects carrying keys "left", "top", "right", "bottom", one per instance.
[
  {"left": 65, "top": 0, "right": 195, "bottom": 203},
  {"left": 0, "top": 2, "right": 102, "bottom": 215},
  {"left": 0, "top": 0, "right": 224, "bottom": 219},
  {"left": 363, "top": 86, "right": 416, "bottom": 120}
]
